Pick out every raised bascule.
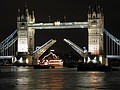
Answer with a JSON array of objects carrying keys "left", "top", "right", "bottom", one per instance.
[{"left": 0, "top": 3, "right": 120, "bottom": 65}]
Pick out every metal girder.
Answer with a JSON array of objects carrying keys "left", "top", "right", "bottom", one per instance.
[
  {"left": 0, "top": 37, "right": 18, "bottom": 52},
  {"left": 63, "top": 39, "right": 84, "bottom": 57},
  {"left": 33, "top": 39, "right": 56, "bottom": 59},
  {"left": 104, "top": 29, "right": 120, "bottom": 46},
  {"left": 0, "top": 30, "right": 17, "bottom": 49}
]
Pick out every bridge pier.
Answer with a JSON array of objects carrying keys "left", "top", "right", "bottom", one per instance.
[
  {"left": 16, "top": 4, "right": 35, "bottom": 65},
  {"left": 87, "top": 54, "right": 108, "bottom": 66},
  {"left": 14, "top": 55, "right": 33, "bottom": 65}
]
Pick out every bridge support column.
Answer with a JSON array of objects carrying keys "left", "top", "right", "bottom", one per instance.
[
  {"left": 25, "top": 55, "right": 33, "bottom": 65},
  {"left": 87, "top": 4, "right": 105, "bottom": 64},
  {"left": 16, "top": 5, "right": 35, "bottom": 65},
  {"left": 102, "top": 58, "right": 108, "bottom": 66}
]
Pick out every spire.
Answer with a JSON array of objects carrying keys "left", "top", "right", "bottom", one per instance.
[
  {"left": 98, "top": 5, "right": 101, "bottom": 13},
  {"left": 32, "top": 11, "right": 35, "bottom": 22},
  {"left": 22, "top": 3, "right": 30, "bottom": 22},
  {"left": 93, "top": 3, "right": 98, "bottom": 13},
  {"left": 88, "top": 5, "right": 91, "bottom": 14},
  {"left": 91, "top": 0, "right": 104, "bottom": 19},
  {"left": 32, "top": 11, "right": 35, "bottom": 19},
  {"left": 17, "top": 3, "right": 35, "bottom": 22},
  {"left": 17, "top": 9, "right": 21, "bottom": 21},
  {"left": 88, "top": 5, "right": 92, "bottom": 19},
  {"left": 17, "top": 9, "right": 20, "bottom": 16},
  {"left": 91, "top": 0, "right": 100, "bottom": 14},
  {"left": 24, "top": 3, "right": 29, "bottom": 17}
]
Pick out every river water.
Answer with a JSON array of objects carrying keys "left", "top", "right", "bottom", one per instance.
[{"left": 0, "top": 66, "right": 120, "bottom": 90}]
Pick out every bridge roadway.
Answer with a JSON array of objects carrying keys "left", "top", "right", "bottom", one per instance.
[
  {"left": 0, "top": 55, "right": 120, "bottom": 60},
  {"left": 0, "top": 56, "right": 14, "bottom": 60},
  {"left": 27, "top": 21, "right": 88, "bottom": 29},
  {"left": 106, "top": 55, "right": 120, "bottom": 59}
]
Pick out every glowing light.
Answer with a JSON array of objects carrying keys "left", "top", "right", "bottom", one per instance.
[
  {"left": 99, "top": 56, "right": 102, "bottom": 63},
  {"left": 92, "top": 57, "right": 97, "bottom": 63},
  {"left": 26, "top": 58, "right": 29, "bottom": 64},
  {"left": 87, "top": 57, "right": 91, "bottom": 63},
  {"left": 48, "top": 59, "right": 63, "bottom": 65},
  {"left": 13, "top": 57, "right": 17, "bottom": 63},
  {"left": 50, "top": 49, "right": 55, "bottom": 52},
  {"left": 44, "top": 61, "right": 48, "bottom": 65},
  {"left": 54, "top": 21, "right": 60, "bottom": 26},
  {"left": 19, "top": 57, "right": 23, "bottom": 63}
]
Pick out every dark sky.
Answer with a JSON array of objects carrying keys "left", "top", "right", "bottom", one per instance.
[{"left": 0, "top": 0, "right": 120, "bottom": 54}]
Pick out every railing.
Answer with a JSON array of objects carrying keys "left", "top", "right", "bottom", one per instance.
[{"left": 0, "top": 30, "right": 17, "bottom": 48}]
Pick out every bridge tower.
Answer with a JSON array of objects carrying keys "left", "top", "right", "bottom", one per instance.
[
  {"left": 88, "top": 4, "right": 105, "bottom": 62},
  {"left": 17, "top": 4, "right": 35, "bottom": 56}
]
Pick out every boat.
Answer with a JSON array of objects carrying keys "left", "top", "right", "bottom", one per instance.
[
  {"left": 33, "top": 59, "right": 52, "bottom": 69},
  {"left": 33, "top": 52, "right": 63, "bottom": 69},
  {"left": 77, "top": 63, "right": 119, "bottom": 71},
  {"left": 33, "top": 64, "right": 51, "bottom": 69},
  {"left": 40, "top": 52, "right": 63, "bottom": 68},
  {"left": 48, "top": 59, "right": 63, "bottom": 68}
]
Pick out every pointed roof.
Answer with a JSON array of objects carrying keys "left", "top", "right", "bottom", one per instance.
[
  {"left": 88, "top": 5, "right": 92, "bottom": 14},
  {"left": 24, "top": 3, "right": 29, "bottom": 17}
]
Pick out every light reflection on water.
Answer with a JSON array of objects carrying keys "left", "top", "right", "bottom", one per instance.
[{"left": 0, "top": 66, "right": 120, "bottom": 90}]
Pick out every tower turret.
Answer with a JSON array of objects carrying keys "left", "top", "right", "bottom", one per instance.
[
  {"left": 17, "top": 9, "right": 21, "bottom": 22},
  {"left": 88, "top": 3, "right": 104, "bottom": 57},
  {"left": 88, "top": 6, "right": 91, "bottom": 19},
  {"left": 23, "top": 3, "right": 29, "bottom": 22},
  {"left": 32, "top": 11, "right": 35, "bottom": 23},
  {"left": 17, "top": 4, "right": 35, "bottom": 56}
]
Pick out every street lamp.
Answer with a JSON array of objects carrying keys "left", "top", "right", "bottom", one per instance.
[{"left": 83, "top": 47, "right": 87, "bottom": 63}]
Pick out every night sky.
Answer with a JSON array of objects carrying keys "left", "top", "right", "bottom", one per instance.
[{"left": 0, "top": 0, "right": 120, "bottom": 54}]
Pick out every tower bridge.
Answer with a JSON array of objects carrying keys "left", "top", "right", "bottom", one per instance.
[{"left": 0, "top": 4, "right": 120, "bottom": 65}]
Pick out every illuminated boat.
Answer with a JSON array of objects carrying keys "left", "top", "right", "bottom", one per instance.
[
  {"left": 40, "top": 52, "right": 63, "bottom": 68},
  {"left": 48, "top": 59, "right": 63, "bottom": 68},
  {"left": 33, "top": 61, "right": 51, "bottom": 69}
]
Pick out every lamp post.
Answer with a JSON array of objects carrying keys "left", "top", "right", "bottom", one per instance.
[{"left": 83, "top": 47, "right": 87, "bottom": 63}]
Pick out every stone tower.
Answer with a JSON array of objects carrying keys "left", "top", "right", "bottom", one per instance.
[
  {"left": 88, "top": 4, "right": 104, "bottom": 57},
  {"left": 17, "top": 4, "right": 35, "bottom": 56}
]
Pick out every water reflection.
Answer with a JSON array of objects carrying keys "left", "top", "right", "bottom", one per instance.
[
  {"left": 0, "top": 66, "right": 120, "bottom": 90},
  {"left": 75, "top": 71, "right": 105, "bottom": 90},
  {"left": 89, "top": 72, "right": 101, "bottom": 88},
  {"left": 37, "top": 69, "right": 65, "bottom": 90}
]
